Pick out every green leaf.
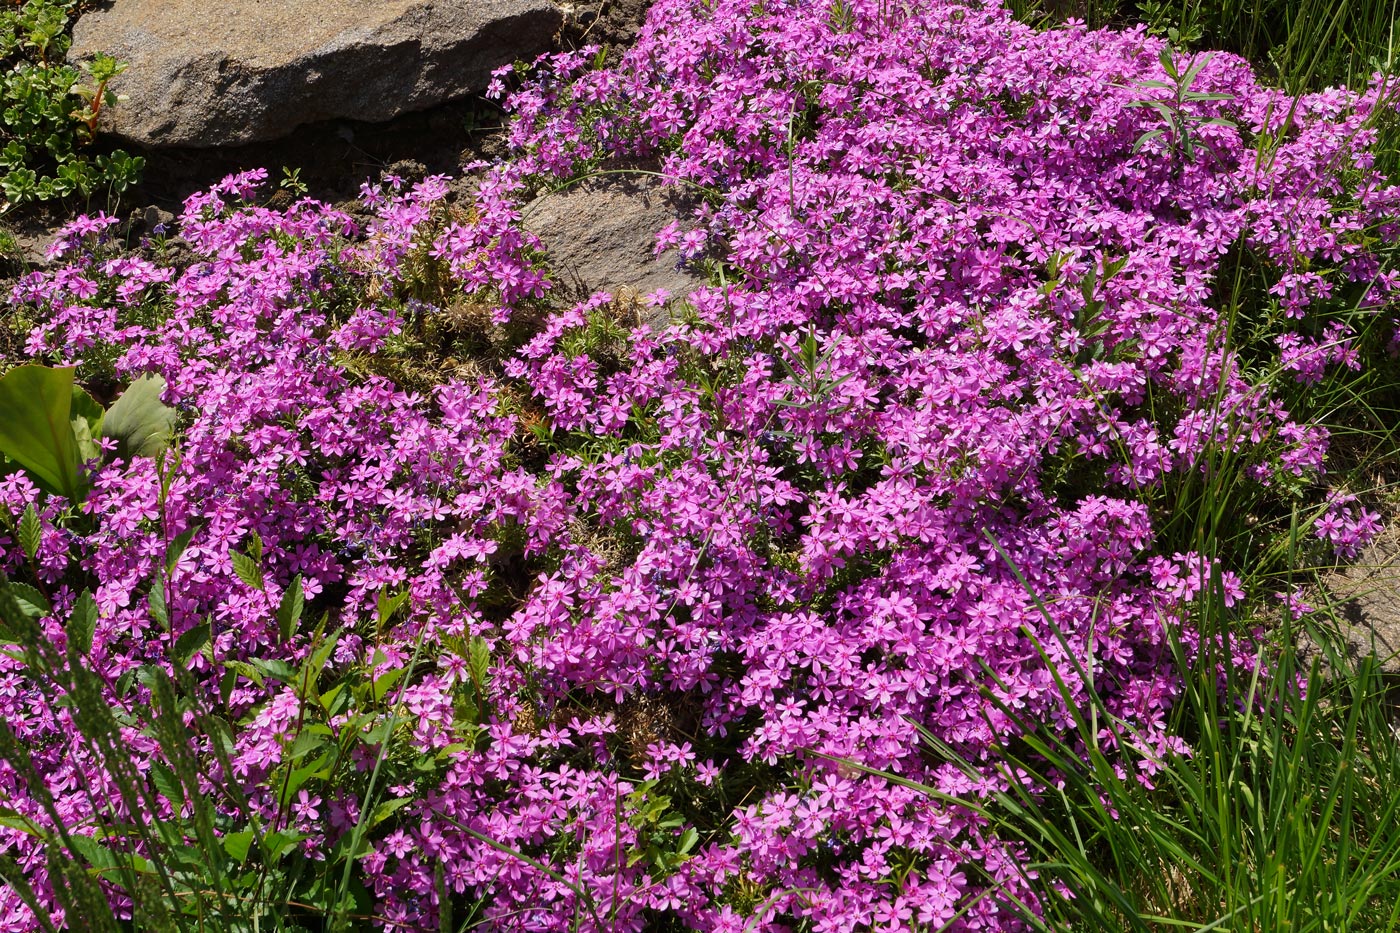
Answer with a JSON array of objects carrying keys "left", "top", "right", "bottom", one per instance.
[
  {"left": 69, "top": 384, "right": 103, "bottom": 463},
  {"left": 0, "top": 364, "right": 84, "bottom": 502},
  {"left": 172, "top": 622, "right": 208, "bottom": 667},
  {"left": 469, "top": 636, "right": 491, "bottom": 689},
  {"left": 371, "top": 665, "right": 408, "bottom": 703},
  {"left": 375, "top": 587, "right": 410, "bottom": 628},
  {"left": 250, "top": 657, "right": 295, "bottom": 682},
  {"left": 259, "top": 830, "right": 304, "bottom": 862},
  {"left": 150, "top": 762, "right": 183, "bottom": 807},
  {"left": 279, "top": 752, "right": 332, "bottom": 802},
  {"left": 221, "top": 829, "right": 254, "bottom": 864},
  {"left": 148, "top": 577, "right": 168, "bottom": 630},
  {"left": 300, "top": 630, "right": 341, "bottom": 692},
  {"left": 222, "top": 659, "right": 264, "bottom": 690},
  {"left": 247, "top": 530, "right": 263, "bottom": 564},
  {"left": 67, "top": 590, "right": 95, "bottom": 654},
  {"left": 164, "top": 526, "right": 198, "bottom": 576},
  {"left": 230, "top": 550, "right": 263, "bottom": 591},
  {"left": 16, "top": 504, "right": 39, "bottom": 562},
  {"left": 6, "top": 582, "right": 49, "bottom": 621},
  {"left": 369, "top": 797, "right": 413, "bottom": 828},
  {"left": 276, "top": 574, "right": 303, "bottom": 642},
  {"left": 101, "top": 374, "right": 176, "bottom": 461},
  {"left": 67, "top": 833, "right": 152, "bottom": 877}
]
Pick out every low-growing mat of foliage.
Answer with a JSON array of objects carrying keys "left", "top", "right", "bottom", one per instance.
[
  {"left": 0, "top": 0, "right": 141, "bottom": 211},
  {"left": 3, "top": 0, "right": 1400, "bottom": 930}
]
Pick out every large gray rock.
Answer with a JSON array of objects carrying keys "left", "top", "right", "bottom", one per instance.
[
  {"left": 522, "top": 173, "right": 704, "bottom": 313},
  {"left": 69, "top": 0, "right": 563, "bottom": 148},
  {"left": 1302, "top": 527, "right": 1400, "bottom": 677}
]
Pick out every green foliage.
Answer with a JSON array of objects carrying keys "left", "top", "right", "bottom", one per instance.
[
  {"left": 0, "top": 363, "right": 88, "bottom": 502},
  {"left": 0, "top": 0, "right": 143, "bottom": 210},
  {"left": 0, "top": 364, "right": 175, "bottom": 502},
  {"left": 1127, "top": 48, "right": 1237, "bottom": 168},
  {"left": 1013, "top": 0, "right": 1400, "bottom": 94},
  {"left": 0, "top": 564, "right": 468, "bottom": 932}
]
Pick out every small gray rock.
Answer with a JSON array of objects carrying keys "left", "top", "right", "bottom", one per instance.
[
  {"left": 69, "top": 0, "right": 563, "bottom": 148},
  {"left": 522, "top": 173, "right": 704, "bottom": 320}
]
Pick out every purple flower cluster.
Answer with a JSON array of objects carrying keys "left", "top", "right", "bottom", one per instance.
[{"left": 2, "top": 0, "right": 1398, "bottom": 929}]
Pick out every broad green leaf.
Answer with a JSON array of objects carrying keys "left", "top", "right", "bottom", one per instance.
[
  {"left": 259, "top": 830, "right": 304, "bottom": 862},
  {"left": 69, "top": 385, "right": 103, "bottom": 463},
  {"left": 16, "top": 504, "right": 39, "bottom": 562},
  {"left": 0, "top": 364, "right": 84, "bottom": 502},
  {"left": 102, "top": 374, "right": 176, "bottom": 460},
  {"left": 222, "top": 659, "right": 264, "bottom": 689},
  {"left": 230, "top": 550, "right": 264, "bottom": 591},
  {"left": 67, "top": 833, "right": 152, "bottom": 877},
  {"left": 2, "top": 582, "right": 49, "bottom": 628},
  {"left": 369, "top": 797, "right": 413, "bottom": 828},
  {"left": 279, "top": 752, "right": 332, "bottom": 802}
]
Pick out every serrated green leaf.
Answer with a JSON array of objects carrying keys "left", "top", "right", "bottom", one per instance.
[
  {"left": 16, "top": 504, "right": 40, "bottom": 563},
  {"left": 250, "top": 657, "right": 295, "bottom": 682},
  {"left": 172, "top": 622, "right": 208, "bottom": 667},
  {"left": 102, "top": 374, "right": 175, "bottom": 461},
  {"left": 67, "top": 589, "right": 95, "bottom": 654},
  {"left": 276, "top": 574, "right": 303, "bottom": 642},
  {"left": 469, "top": 636, "right": 491, "bottom": 689},
  {"left": 150, "top": 762, "right": 183, "bottom": 807},
  {"left": 222, "top": 659, "right": 264, "bottom": 689},
  {"left": 247, "top": 530, "right": 263, "bottom": 564},
  {"left": 221, "top": 829, "right": 254, "bottom": 864},
  {"left": 5, "top": 581, "right": 47, "bottom": 621},
  {"left": 230, "top": 550, "right": 263, "bottom": 591},
  {"left": 148, "top": 577, "right": 168, "bottom": 630}
]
